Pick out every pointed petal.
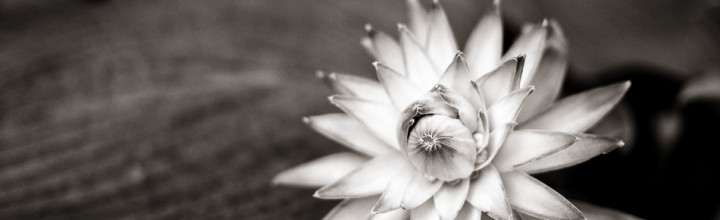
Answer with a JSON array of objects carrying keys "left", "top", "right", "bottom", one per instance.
[
  {"left": 411, "top": 199, "right": 441, "bottom": 220},
  {"left": 571, "top": 200, "right": 642, "bottom": 220},
  {"left": 474, "top": 55, "right": 524, "bottom": 107},
  {"left": 425, "top": 1, "right": 458, "bottom": 70},
  {"left": 493, "top": 129, "right": 579, "bottom": 172},
  {"left": 517, "top": 20, "right": 569, "bottom": 122},
  {"left": 366, "top": 25, "right": 406, "bottom": 75},
  {"left": 399, "top": 24, "right": 441, "bottom": 90},
  {"left": 324, "top": 197, "right": 377, "bottom": 220},
  {"left": 406, "top": 0, "right": 429, "bottom": 44},
  {"left": 401, "top": 170, "right": 444, "bottom": 210},
  {"left": 434, "top": 179, "right": 470, "bottom": 220},
  {"left": 376, "top": 62, "right": 424, "bottom": 110},
  {"left": 519, "top": 81, "right": 631, "bottom": 133},
  {"left": 273, "top": 152, "right": 367, "bottom": 188},
  {"left": 518, "top": 133, "right": 625, "bottom": 174},
  {"left": 487, "top": 86, "right": 534, "bottom": 132},
  {"left": 455, "top": 203, "right": 484, "bottom": 220},
  {"left": 315, "top": 152, "right": 405, "bottom": 199},
  {"left": 466, "top": 165, "right": 512, "bottom": 220},
  {"left": 503, "top": 21, "right": 548, "bottom": 87},
  {"left": 465, "top": 0, "right": 502, "bottom": 77},
  {"left": 438, "top": 52, "right": 474, "bottom": 101},
  {"left": 317, "top": 71, "right": 392, "bottom": 103},
  {"left": 304, "top": 114, "right": 396, "bottom": 156},
  {"left": 502, "top": 171, "right": 584, "bottom": 220},
  {"left": 324, "top": 196, "right": 411, "bottom": 220},
  {"left": 361, "top": 36, "right": 377, "bottom": 57},
  {"left": 330, "top": 95, "right": 399, "bottom": 148},
  {"left": 373, "top": 164, "right": 416, "bottom": 213}
]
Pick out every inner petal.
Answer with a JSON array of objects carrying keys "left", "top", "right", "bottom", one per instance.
[{"left": 405, "top": 115, "right": 476, "bottom": 182}]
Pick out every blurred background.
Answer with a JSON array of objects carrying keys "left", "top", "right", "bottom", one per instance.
[{"left": 0, "top": 0, "right": 718, "bottom": 219}]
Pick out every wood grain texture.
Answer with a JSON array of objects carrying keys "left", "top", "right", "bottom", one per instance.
[{"left": 0, "top": 0, "right": 440, "bottom": 219}]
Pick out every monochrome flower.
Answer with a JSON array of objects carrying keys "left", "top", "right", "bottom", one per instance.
[{"left": 274, "top": 0, "right": 630, "bottom": 219}]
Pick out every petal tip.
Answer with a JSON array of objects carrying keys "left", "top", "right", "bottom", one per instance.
[
  {"left": 316, "top": 70, "right": 326, "bottom": 78},
  {"left": 617, "top": 140, "right": 626, "bottom": 148}
]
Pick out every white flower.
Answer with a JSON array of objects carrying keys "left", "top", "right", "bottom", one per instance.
[{"left": 274, "top": 0, "right": 631, "bottom": 219}]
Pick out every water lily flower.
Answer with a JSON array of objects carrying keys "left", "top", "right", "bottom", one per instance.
[{"left": 273, "top": 0, "right": 630, "bottom": 219}]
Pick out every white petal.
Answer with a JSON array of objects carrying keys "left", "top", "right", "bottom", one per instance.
[
  {"left": 516, "top": 20, "right": 569, "bottom": 122},
  {"left": 315, "top": 152, "right": 405, "bottom": 199},
  {"left": 518, "top": 134, "right": 625, "bottom": 174},
  {"left": 493, "top": 129, "right": 579, "bottom": 172},
  {"left": 366, "top": 25, "right": 406, "bottom": 75},
  {"left": 361, "top": 36, "right": 377, "bottom": 57},
  {"left": 324, "top": 196, "right": 411, "bottom": 220},
  {"left": 466, "top": 165, "right": 512, "bottom": 220},
  {"left": 373, "top": 163, "right": 416, "bottom": 213},
  {"left": 474, "top": 55, "right": 524, "bottom": 107},
  {"left": 406, "top": 0, "right": 429, "bottom": 44},
  {"left": 487, "top": 86, "right": 534, "bottom": 132},
  {"left": 571, "top": 200, "right": 642, "bottom": 220},
  {"left": 376, "top": 62, "right": 424, "bottom": 111},
  {"left": 304, "top": 114, "right": 397, "bottom": 156},
  {"left": 503, "top": 21, "right": 548, "bottom": 87},
  {"left": 438, "top": 52, "right": 474, "bottom": 101},
  {"left": 272, "top": 152, "right": 367, "bottom": 188},
  {"left": 399, "top": 24, "right": 441, "bottom": 90},
  {"left": 330, "top": 95, "right": 399, "bottom": 148},
  {"left": 317, "top": 71, "right": 392, "bottom": 103},
  {"left": 474, "top": 122, "right": 515, "bottom": 170},
  {"left": 434, "top": 179, "right": 470, "bottom": 220},
  {"left": 323, "top": 196, "right": 377, "bottom": 220},
  {"left": 425, "top": 1, "right": 458, "bottom": 70},
  {"left": 465, "top": 0, "right": 502, "bottom": 77},
  {"left": 455, "top": 203, "right": 484, "bottom": 220},
  {"left": 519, "top": 81, "right": 631, "bottom": 133},
  {"left": 411, "top": 199, "right": 441, "bottom": 220},
  {"left": 401, "top": 170, "right": 444, "bottom": 209},
  {"left": 501, "top": 171, "right": 584, "bottom": 220}
]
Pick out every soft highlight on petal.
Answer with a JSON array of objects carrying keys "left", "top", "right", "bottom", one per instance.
[
  {"left": 466, "top": 165, "right": 512, "bottom": 220},
  {"left": 376, "top": 62, "right": 424, "bottom": 111},
  {"left": 304, "top": 113, "right": 396, "bottom": 156},
  {"left": 273, "top": 152, "right": 367, "bottom": 188},
  {"left": 400, "top": 170, "right": 443, "bottom": 209},
  {"left": 317, "top": 71, "right": 391, "bottom": 104},
  {"left": 487, "top": 86, "right": 534, "bottom": 132},
  {"left": 399, "top": 24, "right": 441, "bottom": 90},
  {"left": 493, "top": 129, "right": 579, "bottom": 172},
  {"left": 315, "top": 153, "right": 405, "bottom": 199},
  {"left": 330, "top": 95, "right": 399, "bottom": 148},
  {"left": 425, "top": 1, "right": 458, "bottom": 70},
  {"left": 411, "top": 199, "right": 441, "bottom": 220},
  {"left": 502, "top": 171, "right": 584, "bottom": 220},
  {"left": 373, "top": 164, "right": 416, "bottom": 213},
  {"left": 520, "top": 81, "right": 631, "bottom": 133},
  {"left": 503, "top": 21, "right": 548, "bottom": 88},
  {"left": 518, "top": 134, "right": 625, "bottom": 174},
  {"left": 474, "top": 55, "right": 524, "bottom": 107},
  {"left": 366, "top": 25, "right": 406, "bottom": 75},
  {"left": 434, "top": 179, "right": 470, "bottom": 220},
  {"left": 465, "top": 0, "right": 502, "bottom": 77}
]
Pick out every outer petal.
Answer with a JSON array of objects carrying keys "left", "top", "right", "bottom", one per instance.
[
  {"left": 501, "top": 171, "right": 584, "bottom": 220},
  {"left": 466, "top": 165, "right": 512, "bottom": 220},
  {"left": 518, "top": 134, "right": 625, "bottom": 174},
  {"left": 455, "top": 203, "right": 484, "bottom": 220},
  {"left": 425, "top": 1, "right": 458, "bottom": 70},
  {"left": 272, "top": 152, "right": 367, "bottom": 188},
  {"left": 317, "top": 71, "right": 391, "bottom": 104},
  {"left": 434, "top": 179, "right": 470, "bottom": 220},
  {"left": 406, "top": 0, "right": 429, "bottom": 44},
  {"left": 399, "top": 24, "right": 441, "bottom": 90},
  {"left": 493, "top": 129, "right": 579, "bottom": 172},
  {"left": 373, "top": 163, "right": 416, "bottom": 213},
  {"left": 325, "top": 196, "right": 410, "bottom": 220},
  {"left": 330, "top": 95, "right": 399, "bottom": 148},
  {"left": 465, "top": 0, "right": 502, "bottom": 77},
  {"left": 517, "top": 20, "right": 569, "bottom": 122},
  {"left": 366, "top": 25, "right": 406, "bottom": 75},
  {"left": 502, "top": 21, "right": 548, "bottom": 88},
  {"left": 376, "top": 62, "right": 424, "bottom": 111},
  {"left": 304, "top": 113, "right": 396, "bottom": 156},
  {"left": 411, "top": 199, "right": 441, "bottom": 220},
  {"left": 400, "top": 170, "right": 444, "bottom": 210},
  {"left": 487, "top": 86, "right": 534, "bottom": 132},
  {"left": 315, "top": 152, "right": 405, "bottom": 199},
  {"left": 571, "top": 200, "right": 642, "bottom": 220},
  {"left": 474, "top": 55, "right": 524, "bottom": 107},
  {"left": 519, "top": 81, "right": 631, "bottom": 133}
]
